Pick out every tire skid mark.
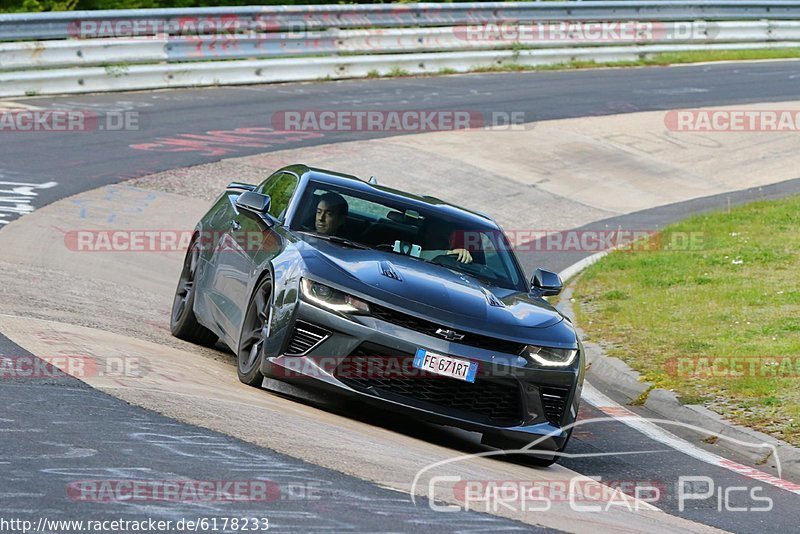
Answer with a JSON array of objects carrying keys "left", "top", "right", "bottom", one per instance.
[{"left": 130, "top": 127, "right": 325, "bottom": 157}]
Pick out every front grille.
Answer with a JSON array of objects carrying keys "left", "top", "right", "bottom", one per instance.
[
  {"left": 370, "top": 304, "right": 526, "bottom": 355},
  {"left": 285, "top": 321, "right": 329, "bottom": 355},
  {"left": 335, "top": 345, "right": 523, "bottom": 426},
  {"left": 540, "top": 387, "right": 570, "bottom": 425}
]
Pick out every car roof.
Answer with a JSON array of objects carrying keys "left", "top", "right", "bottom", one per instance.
[{"left": 286, "top": 164, "right": 498, "bottom": 227}]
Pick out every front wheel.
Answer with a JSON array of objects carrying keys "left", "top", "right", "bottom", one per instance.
[
  {"left": 520, "top": 429, "right": 573, "bottom": 467},
  {"left": 236, "top": 276, "right": 273, "bottom": 387},
  {"left": 482, "top": 430, "right": 572, "bottom": 467},
  {"left": 520, "top": 453, "right": 559, "bottom": 467}
]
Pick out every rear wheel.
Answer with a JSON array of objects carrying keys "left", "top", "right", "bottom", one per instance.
[
  {"left": 171, "top": 240, "right": 217, "bottom": 346},
  {"left": 237, "top": 276, "right": 273, "bottom": 387}
]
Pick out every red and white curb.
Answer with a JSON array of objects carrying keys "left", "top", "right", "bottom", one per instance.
[{"left": 583, "top": 383, "right": 800, "bottom": 495}]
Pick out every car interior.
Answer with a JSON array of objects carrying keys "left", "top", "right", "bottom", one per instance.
[{"left": 297, "top": 189, "right": 490, "bottom": 268}]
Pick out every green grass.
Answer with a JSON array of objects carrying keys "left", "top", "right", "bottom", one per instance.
[
  {"left": 387, "top": 66, "right": 410, "bottom": 77},
  {"left": 573, "top": 195, "right": 800, "bottom": 445},
  {"left": 640, "top": 47, "right": 800, "bottom": 65},
  {"left": 362, "top": 48, "right": 800, "bottom": 81},
  {"left": 473, "top": 48, "right": 800, "bottom": 73}
]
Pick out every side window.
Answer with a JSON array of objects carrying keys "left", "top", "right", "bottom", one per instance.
[{"left": 258, "top": 172, "right": 298, "bottom": 221}]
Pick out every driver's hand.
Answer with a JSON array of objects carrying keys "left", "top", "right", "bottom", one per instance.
[{"left": 448, "top": 248, "right": 473, "bottom": 264}]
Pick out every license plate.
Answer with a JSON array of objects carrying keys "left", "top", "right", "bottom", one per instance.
[{"left": 413, "top": 349, "right": 478, "bottom": 383}]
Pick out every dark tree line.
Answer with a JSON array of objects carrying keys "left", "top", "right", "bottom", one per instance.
[{"left": 1, "top": 0, "right": 428, "bottom": 13}]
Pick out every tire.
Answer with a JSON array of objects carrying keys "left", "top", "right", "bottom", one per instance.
[
  {"left": 482, "top": 429, "right": 571, "bottom": 467},
  {"left": 521, "top": 454, "right": 559, "bottom": 467},
  {"left": 170, "top": 240, "right": 218, "bottom": 346},
  {"left": 236, "top": 276, "right": 273, "bottom": 387},
  {"left": 519, "top": 428, "right": 573, "bottom": 467},
  {"left": 500, "top": 447, "right": 560, "bottom": 467}
]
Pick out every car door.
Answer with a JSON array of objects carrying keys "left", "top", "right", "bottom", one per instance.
[
  {"left": 213, "top": 171, "right": 301, "bottom": 342},
  {"left": 193, "top": 186, "right": 244, "bottom": 339}
]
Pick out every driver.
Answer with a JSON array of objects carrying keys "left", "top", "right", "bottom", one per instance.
[{"left": 315, "top": 192, "right": 348, "bottom": 236}]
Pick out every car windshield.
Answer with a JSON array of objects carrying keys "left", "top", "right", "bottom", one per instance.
[{"left": 291, "top": 181, "right": 525, "bottom": 290}]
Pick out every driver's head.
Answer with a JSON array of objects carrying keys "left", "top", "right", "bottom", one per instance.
[{"left": 315, "top": 192, "right": 348, "bottom": 236}]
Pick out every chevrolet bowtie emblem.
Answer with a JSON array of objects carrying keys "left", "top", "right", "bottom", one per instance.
[{"left": 435, "top": 328, "right": 465, "bottom": 341}]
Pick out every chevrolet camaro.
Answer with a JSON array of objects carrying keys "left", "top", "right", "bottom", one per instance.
[{"left": 170, "top": 164, "right": 584, "bottom": 465}]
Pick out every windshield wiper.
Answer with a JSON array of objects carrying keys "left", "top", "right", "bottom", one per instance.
[
  {"left": 297, "top": 231, "right": 368, "bottom": 249},
  {"left": 421, "top": 256, "right": 499, "bottom": 287},
  {"left": 457, "top": 270, "right": 497, "bottom": 287}
]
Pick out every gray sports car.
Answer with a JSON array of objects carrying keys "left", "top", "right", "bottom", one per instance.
[{"left": 171, "top": 164, "right": 584, "bottom": 465}]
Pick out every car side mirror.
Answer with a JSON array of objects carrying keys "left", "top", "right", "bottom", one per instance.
[
  {"left": 531, "top": 268, "right": 563, "bottom": 296},
  {"left": 235, "top": 192, "right": 273, "bottom": 227},
  {"left": 236, "top": 191, "right": 271, "bottom": 215}
]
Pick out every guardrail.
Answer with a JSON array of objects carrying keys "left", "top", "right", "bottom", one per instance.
[{"left": 1, "top": 1, "right": 799, "bottom": 97}]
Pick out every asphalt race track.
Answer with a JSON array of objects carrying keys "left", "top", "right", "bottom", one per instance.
[
  {"left": 2, "top": 61, "right": 800, "bottom": 533},
  {"left": 3, "top": 61, "right": 800, "bottom": 213}
]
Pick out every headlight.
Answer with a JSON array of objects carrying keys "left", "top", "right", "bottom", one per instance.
[
  {"left": 522, "top": 345, "right": 578, "bottom": 367},
  {"left": 300, "top": 278, "right": 370, "bottom": 314}
]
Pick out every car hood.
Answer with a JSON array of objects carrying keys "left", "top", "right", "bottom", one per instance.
[{"left": 299, "top": 238, "right": 563, "bottom": 329}]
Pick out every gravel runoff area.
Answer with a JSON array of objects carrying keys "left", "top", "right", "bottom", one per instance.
[{"left": 127, "top": 137, "right": 615, "bottom": 232}]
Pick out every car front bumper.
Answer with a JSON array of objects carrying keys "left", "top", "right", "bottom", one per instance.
[{"left": 261, "top": 300, "right": 582, "bottom": 452}]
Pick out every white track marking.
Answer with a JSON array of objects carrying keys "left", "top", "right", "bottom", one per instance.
[
  {"left": 561, "top": 258, "right": 800, "bottom": 495},
  {"left": 0, "top": 101, "right": 43, "bottom": 111},
  {"left": 583, "top": 382, "right": 800, "bottom": 495}
]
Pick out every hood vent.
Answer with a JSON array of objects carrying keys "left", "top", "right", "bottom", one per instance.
[
  {"left": 481, "top": 287, "right": 505, "bottom": 307},
  {"left": 379, "top": 261, "right": 402, "bottom": 282}
]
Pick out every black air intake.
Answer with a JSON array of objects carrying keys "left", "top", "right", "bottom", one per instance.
[
  {"left": 285, "top": 321, "right": 329, "bottom": 355},
  {"left": 540, "top": 387, "right": 570, "bottom": 425}
]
